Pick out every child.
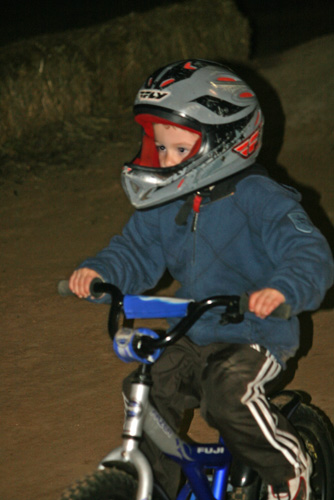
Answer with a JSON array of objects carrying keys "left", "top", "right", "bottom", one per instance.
[{"left": 69, "top": 60, "right": 333, "bottom": 499}]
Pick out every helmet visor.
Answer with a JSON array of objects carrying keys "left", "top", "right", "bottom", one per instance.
[{"left": 131, "top": 113, "right": 202, "bottom": 169}]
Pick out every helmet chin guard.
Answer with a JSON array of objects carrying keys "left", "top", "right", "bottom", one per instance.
[{"left": 122, "top": 59, "right": 263, "bottom": 209}]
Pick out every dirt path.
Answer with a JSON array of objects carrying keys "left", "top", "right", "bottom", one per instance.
[{"left": 1, "top": 37, "right": 333, "bottom": 499}]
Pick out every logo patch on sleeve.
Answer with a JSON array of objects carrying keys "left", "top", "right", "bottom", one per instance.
[{"left": 287, "top": 212, "right": 313, "bottom": 234}]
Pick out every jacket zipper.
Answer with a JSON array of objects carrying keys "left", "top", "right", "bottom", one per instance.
[{"left": 191, "top": 194, "right": 202, "bottom": 263}]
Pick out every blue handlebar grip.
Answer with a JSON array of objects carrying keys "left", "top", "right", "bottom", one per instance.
[{"left": 123, "top": 295, "right": 193, "bottom": 319}]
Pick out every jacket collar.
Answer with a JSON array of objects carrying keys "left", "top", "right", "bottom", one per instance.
[{"left": 175, "top": 163, "right": 268, "bottom": 225}]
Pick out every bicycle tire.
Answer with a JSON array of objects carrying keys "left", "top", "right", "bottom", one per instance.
[
  {"left": 290, "top": 403, "right": 334, "bottom": 500},
  {"left": 59, "top": 465, "right": 167, "bottom": 500},
  {"left": 228, "top": 402, "right": 334, "bottom": 500}
]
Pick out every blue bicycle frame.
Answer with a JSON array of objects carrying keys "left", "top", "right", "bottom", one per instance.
[{"left": 175, "top": 437, "right": 232, "bottom": 500}]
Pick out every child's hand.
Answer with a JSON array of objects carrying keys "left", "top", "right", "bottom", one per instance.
[
  {"left": 248, "top": 288, "right": 286, "bottom": 319},
  {"left": 69, "top": 268, "right": 102, "bottom": 299}
]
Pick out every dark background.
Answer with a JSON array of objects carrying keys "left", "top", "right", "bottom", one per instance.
[
  {"left": 0, "top": 2, "right": 333, "bottom": 500},
  {"left": 1, "top": 0, "right": 333, "bottom": 56}
]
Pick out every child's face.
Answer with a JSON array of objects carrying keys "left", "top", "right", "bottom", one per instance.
[{"left": 153, "top": 123, "right": 200, "bottom": 167}]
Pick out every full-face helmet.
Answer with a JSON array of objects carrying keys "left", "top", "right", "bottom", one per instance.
[{"left": 122, "top": 59, "right": 263, "bottom": 209}]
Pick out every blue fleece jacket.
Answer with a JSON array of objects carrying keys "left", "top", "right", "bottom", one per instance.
[{"left": 79, "top": 173, "right": 333, "bottom": 366}]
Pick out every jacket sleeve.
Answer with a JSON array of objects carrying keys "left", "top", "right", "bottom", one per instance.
[
  {"left": 241, "top": 177, "right": 334, "bottom": 315},
  {"left": 78, "top": 208, "right": 166, "bottom": 299}
]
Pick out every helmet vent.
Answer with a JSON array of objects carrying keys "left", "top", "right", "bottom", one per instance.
[
  {"left": 147, "top": 60, "right": 208, "bottom": 89},
  {"left": 239, "top": 92, "right": 254, "bottom": 98},
  {"left": 184, "top": 62, "right": 197, "bottom": 70},
  {"left": 161, "top": 78, "right": 176, "bottom": 88},
  {"left": 217, "top": 77, "right": 237, "bottom": 82}
]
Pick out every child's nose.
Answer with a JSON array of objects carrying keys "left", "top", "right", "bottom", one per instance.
[{"left": 164, "top": 151, "right": 177, "bottom": 167}]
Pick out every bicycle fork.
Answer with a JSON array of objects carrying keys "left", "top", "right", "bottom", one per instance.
[{"left": 98, "top": 381, "right": 154, "bottom": 500}]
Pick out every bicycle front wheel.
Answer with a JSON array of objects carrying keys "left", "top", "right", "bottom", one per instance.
[
  {"left": 59, "top": 468, "right": 137, "bottom": 500},
  {"left": 59, "top": 465, "right": 167, "bottom": 500}
]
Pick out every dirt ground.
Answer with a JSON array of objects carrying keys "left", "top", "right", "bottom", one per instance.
[{"left": 1, "top": 35, "right": 334, "bottom": 499}]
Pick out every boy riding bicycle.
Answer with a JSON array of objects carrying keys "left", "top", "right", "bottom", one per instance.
[{"left": 69, "top": 60, "right": 334, "bottom": 499}]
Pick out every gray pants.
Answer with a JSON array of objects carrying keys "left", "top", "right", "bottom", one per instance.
[{"left": 123, "top": 338, "right": 307, "bottom": 499}]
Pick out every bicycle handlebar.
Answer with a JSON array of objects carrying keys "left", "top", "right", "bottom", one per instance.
[
  {"left": 57, "top": 278, "right": 106, "bottom": 298},
  {"left": 58, "top": 279, "right": 291, "bottom": 357}
]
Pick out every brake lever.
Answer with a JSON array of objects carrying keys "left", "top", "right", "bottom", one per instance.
[{"left": 219, "top": 297, "right": 244, "bottom": 325}]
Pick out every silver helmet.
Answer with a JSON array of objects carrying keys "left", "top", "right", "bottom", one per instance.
[{"left": 122, "top": 59, "right": 263, "bottom": 209}]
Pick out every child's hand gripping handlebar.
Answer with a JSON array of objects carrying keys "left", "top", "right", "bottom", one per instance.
[{"left": 58, "top": 279, "right": 291, "bottom": 364}]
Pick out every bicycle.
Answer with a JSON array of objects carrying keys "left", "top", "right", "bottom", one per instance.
[{"left": 58, "top": 279, "right": 334, "bottom": 500}]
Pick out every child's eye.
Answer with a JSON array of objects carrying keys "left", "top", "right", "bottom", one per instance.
[
  {"left": 178, "top": 147, "right": 186, "bottom": 154},
  {"left": 156, "top": 145, "right": 165, "bottom": 152}
]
